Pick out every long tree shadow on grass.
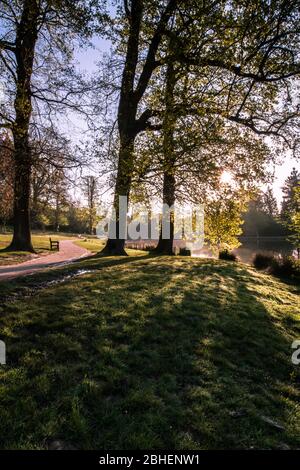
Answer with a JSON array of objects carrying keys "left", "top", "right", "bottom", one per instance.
[{"left": 0, "top": 257, "right": 299, "bottom": 449}]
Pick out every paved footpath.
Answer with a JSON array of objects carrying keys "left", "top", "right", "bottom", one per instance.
[{"left": 0, "top": 240, "right": 91, "bottom": 281}]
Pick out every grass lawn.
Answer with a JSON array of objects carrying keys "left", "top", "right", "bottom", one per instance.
[
  {"left": 74, "top": 237, "right": 105, "bottom": 253},
  {"left": 0, "top": 255, "right": 299, "bottom": 450},
  {"left": 0, "top": 232, "right": 105, "bottom": 266},
  {"left": 0, "top": 234, "right": 52, "bottom": 265}
]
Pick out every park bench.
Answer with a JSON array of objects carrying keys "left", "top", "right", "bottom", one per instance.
[{"left": 49, "top": 237, "right": 60, "bottom": 251}]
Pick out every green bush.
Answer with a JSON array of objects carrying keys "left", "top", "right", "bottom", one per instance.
[
  {"left": 270, "top": 256, "right": 300, "bottom": 278},
  {"left": 219, "top": 249, "right": 237, "bottom": 261},
  {"left": 253, "top": 253, "right": 274, "bottom": 270},
  {"left": 253, "top": 253, "right": 300, "bottom": 279}
]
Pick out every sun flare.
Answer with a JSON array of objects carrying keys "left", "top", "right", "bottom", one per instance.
[{"left": 220, "top": 170, "right": 234, "bottom": 185}]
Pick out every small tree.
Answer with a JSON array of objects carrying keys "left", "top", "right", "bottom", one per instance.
[
  {"left": 281, "top": 168, "right": 300, "bottom": 223},
  {"left": 205, "top": 189, "right": 247, "bottom": 253},
  {"left": 30, "top": 132, "right": 75, "bottom": 229},
  {"left": 82, "top": 176, "right": 99, "bottom": 235},
  {"left": 0, "top": 0, "right": 104, "bottom": 251},
  {"left": 262, "top": 188, "right": 278, "bottom": 218}
]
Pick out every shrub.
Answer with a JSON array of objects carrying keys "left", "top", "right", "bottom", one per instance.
[
  {"left": 253, "top": 253, "right": 274, "bottom": 270},
  {"left": 294, "top": 259, "right": 300, "bottom": 276},
  {"left": 179, "top": 247, "right": 191, "bottom": 256},
  {"left": 253, "top": 253, "right": 300, "bottom": 279},
  {"left": 219, "top": 249, "right": 237, "bottom": 261},
  {"left": 269, "top": 256, "right": 300, "bottom": 278}
]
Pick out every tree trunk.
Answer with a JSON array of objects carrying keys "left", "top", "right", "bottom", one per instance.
[
  {"left": 88, "top": 213, "right": 93, "bottom": 236},
  {"left": 54, "top": 194, "right": 60, "bottom": 232},
  {"left": 155, "top": 171, "right": 176, "bottom": 255},
  {"left": 31, "top": 177, "right": 39, "bottom": 228},
  {"left": 102, "top": 135, "right": 135, "bottom": 256},
  {"left": 154, "top": 60, "right": 176, "bottom": 255},
  {"left": 9, "top": 138, "right": 34, "bottom": 251},
  {"left": 7, "top": 0, "right": 39, "bottom": 252},
  {"left": 102, "top": 0, "right": 143, "bottom": 256}
]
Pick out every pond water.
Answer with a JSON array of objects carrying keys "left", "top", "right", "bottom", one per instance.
[
  {"left": 233, "top": 237, "right": 295, "bottom": 264},
  {"left": 188, "top": 237, "right": 296, "bottom": 263},
  {"left": 126, "top": 237, "right": 297, "bottom": 264}
]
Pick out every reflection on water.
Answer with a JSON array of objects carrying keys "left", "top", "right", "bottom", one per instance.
[
  {"left": 233, "top": 237, "right": 295, "bottom": 264},
  {"left": 191, "top": 237, "right": 297, "bottom": 264}
]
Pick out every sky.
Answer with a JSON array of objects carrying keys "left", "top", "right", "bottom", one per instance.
[{"left": 71, "top": 37, "right": 299, "bottom": 209}]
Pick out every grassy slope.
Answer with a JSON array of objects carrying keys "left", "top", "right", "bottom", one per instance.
[
  {"left": 0, "top": 255, "right": 299, "bottom": 450},
  {"left": 0, "top": 233, "right": 78, "bottom": 266}
]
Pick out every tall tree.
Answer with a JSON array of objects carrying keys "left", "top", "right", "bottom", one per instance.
[
  {"left": 154, "top": 60, "right": 176, "bottom": 255},
  {"left": 262, "top": 188, "right": 278, "bottom": 217},
  {"left": 101, "top": 0, "right": 300, "bottom": 255},
  {"left": 102, "top": 0, "right": 177, "bottom": 255},
  {"left": 5, "top": 0, "right": 39, "bottom": 251},
  {"left": 0, "top": 0, "right": 104, "bottom": 251}
]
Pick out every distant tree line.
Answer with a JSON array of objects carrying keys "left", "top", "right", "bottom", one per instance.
[
  {"left": 0, "top": 131, "right": 101, "bottom": 234},
  {"left": 241, "top": 168, "right": 300, "bottom": 249}
]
